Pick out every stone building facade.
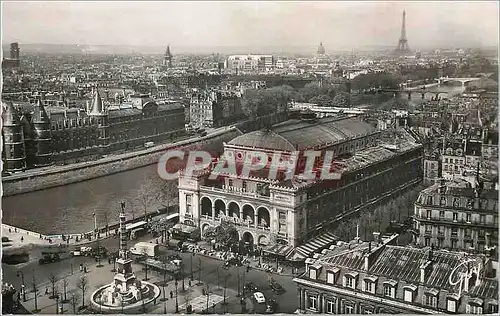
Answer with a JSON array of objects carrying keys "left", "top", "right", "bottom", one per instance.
[
  {"left": 2, "top": 90, "right": 185, "bottom": 171},
  {"left": 177, "top": 115, "right": 423, "bottom": 248},
  {"left": 412, "top": 180, "right": 498, "bottom": 258}
]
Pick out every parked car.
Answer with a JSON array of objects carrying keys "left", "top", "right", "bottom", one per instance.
[
  {"left": 253, "top": 292, "right": 266, "bottom": 304},
  {"left": 168, "top": 254, "right": 182, "bottom": 265},
  {"left": 243, "top": 282, "right": 259, "bottom": 295},
  {"left": 39, "top": 253, "right": 60, "bottom": 265},
  {"left": 269, "top": 279, "right": 285, "bottom": 294}
]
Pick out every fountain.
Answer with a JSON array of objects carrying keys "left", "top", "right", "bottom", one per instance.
[{"left": 90, "top": 203, "right": 160, "bottom": 313}]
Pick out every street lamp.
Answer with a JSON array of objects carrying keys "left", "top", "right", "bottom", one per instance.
[
  {"left": 190, "top": 255, "right": 193, "bottom": 281},
  {"left": 175, "top": 279, "right": 179, "bottom": 313},
  {"left": 17, "top": 271, "right": 26, "bottom": 302}
]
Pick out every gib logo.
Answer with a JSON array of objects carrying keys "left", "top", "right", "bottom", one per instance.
[{"left": 157, "top": 150, "right": 343, "bottom": 183}]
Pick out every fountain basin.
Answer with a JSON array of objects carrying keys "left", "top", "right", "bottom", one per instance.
[{"left": 90, "top": 281, "right": 161, "bottom": 313}]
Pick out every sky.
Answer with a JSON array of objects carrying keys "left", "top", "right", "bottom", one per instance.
[{"left": 2, "top": 1, "right": 499, "bottom": 51}]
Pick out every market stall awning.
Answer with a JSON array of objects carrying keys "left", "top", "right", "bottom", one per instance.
[
  {"left": 286, "top": 232, "right": 337, "bottom": 262},
  {"left": 263, "top": 244, "right": 294, "bottom": 257}
]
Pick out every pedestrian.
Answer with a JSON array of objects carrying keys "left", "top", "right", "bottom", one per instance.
[
  {"left": 20, "top": 236, "right": 24, "bottom": 242},
  {"left": 45, "top": 287, "right": 49, "bottom": 295},
  {"left": 189, "top": 280, "right": 191, "bottom": 287},
  {"left": 80, "top": 263, "right": 83, "bottom": 272},
  {"left": 170, "top": 291, "right": 173, "bottom": 299},
  {"left": 84, "top": 265, "right": 87, "bottom": 273},
  {"left": 17, "top": 292, "right": 21, "bottom": 303},
  {"left": 9, "top": 228, "right": 11, "bottom": 233}
]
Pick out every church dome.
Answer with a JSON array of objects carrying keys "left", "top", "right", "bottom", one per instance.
[
  {"left": 228, "top": 130, "right": 296, "bottom": 152},
  {"left": 317, "top": 42, "right": 325, "bottom": 55}
]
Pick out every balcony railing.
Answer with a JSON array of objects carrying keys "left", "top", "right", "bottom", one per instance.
[
  {"left": 414, "top": 215, "right": 497, "bottom": 228},
  {"left": 199, "top": 185, "right": 271, "bottom": 203},
  {"left": 200, "top": 214, "right": 271, "bottom": 231}
]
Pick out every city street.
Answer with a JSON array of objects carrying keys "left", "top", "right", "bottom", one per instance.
[{"left": 3, "top": 235, "right": 299, "bottom": 314}]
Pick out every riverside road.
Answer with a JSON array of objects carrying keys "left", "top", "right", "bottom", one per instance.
[{"left": 2, "top": 235, "right": 299, "bottom": 314}]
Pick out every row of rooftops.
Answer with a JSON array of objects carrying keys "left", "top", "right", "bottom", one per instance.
[
  {"left": 297, "top": 234, "right": 498, "bottom": 304},
  {"left": 2, "top": 91, "right": 184, "bottom": 125},
  {"left": 416, "top": 180, "right": 498, "bottom": 211}
]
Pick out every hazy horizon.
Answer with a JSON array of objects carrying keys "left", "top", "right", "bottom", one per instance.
[{"left": 2, "top": 1, "right": 499, "bottom": 53}]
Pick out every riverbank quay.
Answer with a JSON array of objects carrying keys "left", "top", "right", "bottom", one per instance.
[
  {"left": 2, "top": 207, "right": 179, "bottom": 261},
  {"left": 2, "top": 126, "right": 242, "bottom": 197}
]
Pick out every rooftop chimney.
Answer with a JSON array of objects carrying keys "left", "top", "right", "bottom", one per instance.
[
  {"left": 420, "top": 260, "right": 433, "bottom": 283},
  {"left": 373, "top": 232, "right": 381, "bottom": 244}
]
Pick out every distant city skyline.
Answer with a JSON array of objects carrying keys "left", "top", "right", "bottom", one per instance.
[{"left": 2, "top": 1, "right": 499, "bottom": 53}]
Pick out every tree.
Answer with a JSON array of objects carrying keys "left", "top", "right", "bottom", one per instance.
[
  {"left": 332, "top": 91, "right": 350, "bottom": 107},
  {"left": 202, "top": 226, "right": 217, "bottom": 242},
  {"left": 135, "top": 182, "right": 157, "bottom": 219},
  {"left": 70, "top": 294, "right": 78, "bottom": 314},
  {"left": 61, "top": 278, "right": 69, "bottom": 303},
  {"left": 77, "top": 276, "right": 88, "bottom": 308},
  {"left": 213, "top": 222, "right": 239, "bottom": 249},
  {"left": 241, "top": 85, "right": 294, "bottom": 119},
  {"left": 48, "top": 273, "right": 58, "bottom": 299},
  {"left": 309, "top": 94, "right": 333, "bottom": 107},
  {"left": 184, "top": 291, "right": 192, "bottom": 312},
  {"left": 155, "top": 179, "right": 179, "bottom": 214},
  {"left": 150, "top": 217, "right": 175, "bottom": 244}
]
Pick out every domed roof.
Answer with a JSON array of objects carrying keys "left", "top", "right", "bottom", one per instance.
[
  {"left": 317, "top": 42, "right": 325, "bottom": 55},
  {"left": 2, "top": 101, "right": 21, "bottom": 126},
  {"left": 228, "top": 130, "right": 296, "bottom": 152}
]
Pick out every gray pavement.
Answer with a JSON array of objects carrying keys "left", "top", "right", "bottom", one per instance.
[{"left": 3, "top": 234, "right": 299, "bottom": 314}]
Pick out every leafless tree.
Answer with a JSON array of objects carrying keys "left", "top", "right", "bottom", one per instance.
[
  {"left": 155, "top": 179, "right": 179, "bottom": 214},
  {"left": 61, "top": 278, "right": 69, "bottom": 302},
  {"left": 48, "top": 273, "right": 58, "bottom": 298},
  {"left": 184, "top": 290, "right": 193, "bottom": 312},
  {"left": 77, "top": 276, "right": 89, "bottom": 308},
  {"left": 135, "top": 182, "right": 157, "bottom": 219},
  {"left": 70, "top": 293, "right": 78, "bottom": 314},
  {"left": 32, "top": 273, "right": 40, "bottom": 312}
]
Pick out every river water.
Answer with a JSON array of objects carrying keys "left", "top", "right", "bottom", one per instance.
[
  {"left": 2, "top": 164, "right": 169, "bottom": 235},
  {"left": 2, "top": 85, "right": 465, "bottom": 235}
]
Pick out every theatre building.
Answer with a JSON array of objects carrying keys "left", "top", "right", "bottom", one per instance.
[
  {"left": 177, "top": 113, "right": 423, "bottom": 258},
  {"left": 293, "top": 234, "right": 498, "bottom": 314}
]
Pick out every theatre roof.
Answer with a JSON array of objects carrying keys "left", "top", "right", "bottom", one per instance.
[{"left": 227, "top": 116, "right": 378, "bottom": 151}]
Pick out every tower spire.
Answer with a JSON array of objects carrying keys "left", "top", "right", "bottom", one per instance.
[{"left": 395, "top": 10, "right": 410, "bottom": 54}]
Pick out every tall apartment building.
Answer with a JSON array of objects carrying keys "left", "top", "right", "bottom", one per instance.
[
  {"left": 188, "top": 89, "right": 244, "bottom": 129},
  {"left": 412, "top": 180, "right": 498, "bottom": 258},
  {"left": 293, "top": 234, "right": 498, "bottom": 314},
  {"left": 225, "top": 55, "right": 274, "bottom": 72}
]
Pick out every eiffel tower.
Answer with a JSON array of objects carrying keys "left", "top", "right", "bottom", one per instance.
[{"left": 395, "top": 10, "right": 411, "bottom": 54}]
